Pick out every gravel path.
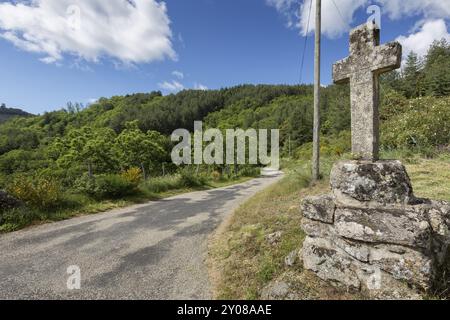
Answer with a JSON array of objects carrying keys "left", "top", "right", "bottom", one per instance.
[{"left": 0, "top": 175, "right": 282, "bottom": 300}]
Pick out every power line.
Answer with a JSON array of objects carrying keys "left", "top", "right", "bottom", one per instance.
[
  {"left": 330, "top": 0, "right": 347, "bottom": 27},
  {"left": 299, "top": 0, "right": 313, "bottom": 84}
]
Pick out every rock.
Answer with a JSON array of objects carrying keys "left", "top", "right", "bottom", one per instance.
[
  {"left": 301, "top": 194, "right": 335, "bottom": 224},
  {"left": 302, "top": 236, "right": 361, "bottom": 290},
  {"left": 301, "top": 217, "right": 370, "bottom": 262},
  {"left": 302, "top": 236, "right": 431, "bottom": 294},
  {"left": 357, "top": 269, "right": 423, "bottom": 300},
  {"left": 330, "top": 160, "right": 415, "bottom": 206},
  {"left": 301, "top": 217, "right": 335, "bottom": 239},
  {"left": 284, "top": 250, "right": 298, "bottom": 267},
  {"left": 266, "top": 231, "right": 282, "bottom": 245},
  {"left": 334, "top": 206, "right": 432, "bottom": 249},
  {"left": 369, "top": 244, "right": 434, "bottom": 290},
  {"left": 426, "top": 203, "right": 450, "bottom": 238},
  {"left": 260, "top": 281, "right": 290, "bottom": 300}
]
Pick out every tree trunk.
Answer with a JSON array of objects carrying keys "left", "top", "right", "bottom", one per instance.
[
  {"left": 140, "top": 163, "right": 147, "bottom": 180},
  {"left": 195, "top": 164, "right": 200, "bottom": 176}
]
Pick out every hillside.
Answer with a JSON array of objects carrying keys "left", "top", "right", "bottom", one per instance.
[{"left": 0, "top": 104, "right": 32, "bottom": 123}]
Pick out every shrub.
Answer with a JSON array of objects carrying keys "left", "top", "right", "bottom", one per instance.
[
  {"left": 7, "top": 175, "right": 63, "bottom": 210},
  {"left": 0, "top": 207, "right": 36, "bottom": 233},
  {"left": 121, "top": 167, "right": 142, "bottom": 187},
  {"left": 382, "top": 96, "right": 450, "bottom": 150},
  {"left": 238, "top": 166, "right": 260, "bottom": 178},
  {"left": 211, "top": 171, "right": 222, "bottom": 181},
  {"left": 73, "top": 175, "right": 99, "bottom": 197},
  {"left": 141, "top": 175, "right": 182, "bottom": 194},
  {"left": 73, "top": 174, "right": 137, "bottom": 199},
  {"left": 179, "top": 168, "right": 207, "bottom": 188},
  {"left": 96, "top": 175, "right": 137, "bottom": 198},
  {"left": 294, "top": 132, "right": 351, "bottom": 160},
  {"left": 0, "top": 190, "right": 22, "bottom": 211}
]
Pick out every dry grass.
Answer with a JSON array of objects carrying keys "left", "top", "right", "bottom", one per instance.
[
  {"left": 208, "top": 161, "right": 361, "bottom": 300},
  {"left": 406, "top": 158, "right": 450, "bottom": 201},
  {"left": 208, "top": 155, "right": 450, "bottom": 300}
]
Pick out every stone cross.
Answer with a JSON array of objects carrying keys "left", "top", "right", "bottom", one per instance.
[{"left": 333, "top": 23, "right": 402, "bottom": 161}]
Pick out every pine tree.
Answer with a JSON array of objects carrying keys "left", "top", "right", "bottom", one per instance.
[
  {"left": 423, "top": 39, "right": 450, "bottom": 97},
  {"left": 402, "top": 51, "right": 424, "bottom": 98}
]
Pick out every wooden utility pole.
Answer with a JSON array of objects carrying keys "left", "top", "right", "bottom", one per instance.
[{"left": 312, "top": 0, "right": 321, "bottom": 181}]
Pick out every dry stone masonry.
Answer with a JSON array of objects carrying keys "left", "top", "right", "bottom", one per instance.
[
  {"left": 301, "top": 24, "right": 449, "bottom": 299},
  {"left": 301, "top": 161, "right": 449, "bottom": 298}
]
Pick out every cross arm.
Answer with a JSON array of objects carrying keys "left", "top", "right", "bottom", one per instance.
[
  {"left": 372, "top": 41, "right": 402, "bottom": 75},
  {"left": 332, "top": 57, "right": 351, "bottom": 84}
]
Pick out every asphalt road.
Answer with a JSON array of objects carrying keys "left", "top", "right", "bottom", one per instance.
[{"left": 0, "top": 175, "right": 282, "bottom": 300}]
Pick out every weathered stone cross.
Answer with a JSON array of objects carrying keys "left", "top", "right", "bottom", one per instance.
[{"left": 333, "top": 23, "right": 402, "bottom": 161}]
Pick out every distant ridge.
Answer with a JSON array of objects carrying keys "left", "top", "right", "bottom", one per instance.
[{"left": 0, "top": 103, "right": 33, "bottom": 123}]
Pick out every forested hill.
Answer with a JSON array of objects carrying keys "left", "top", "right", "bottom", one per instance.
[
  {"left": 0, "top": 84, "right": 316, "bottom": 155},
  {"left": 0, "top": 104, "right": 32, "bottom": 123},
  {"left": 0, "top": 39, "right": 448, "bottom": 182}
]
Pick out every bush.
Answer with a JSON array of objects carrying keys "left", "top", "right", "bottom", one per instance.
[
  {"left": 0, "top": 207, "right": 36, "bottom": 233},
  {"left": 382, "top": 96, "right": 450, "bottom": 150},
  {"left": 121, "top": 167, "right": 142, "bottom": 186},
  {"left": 0, "top": 190, "right": 22, "bottom": 211},
  {"left": 295, "top": 131, "right": 351, "bottom": 160},
  {"left": 211, "top": 171, "right": 222, "bottom": 181},
  {"left": 73, "top": 175, "right": 99, "bottom": 197},
  {"left": 238, "top": 166, "right": 260, "bottom": 178},
  {"left": 141, "top": 175, "right": 182, "bottom": 194},
  {"left": 179, "top": 168, "right": 207, "bottom": 188},
  {"left": 73, "top": 174, "right": 137, "bottom": 200},
  {"left": 96, "top": 175, "right": 137, "bottom": 198},
  {"left": 7, "top": 175, "right": 63, "bottom": 210}
]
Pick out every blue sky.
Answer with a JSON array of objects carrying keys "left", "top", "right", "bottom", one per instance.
[{"left": 0, "top": 0, "right": 448, "bottom": 114}]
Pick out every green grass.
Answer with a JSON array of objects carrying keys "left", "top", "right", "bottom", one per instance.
[{"left": 209, "top": 153, "right": 450, "bottom": 300}]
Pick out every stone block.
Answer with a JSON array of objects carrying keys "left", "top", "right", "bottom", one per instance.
[
  {"left": 335, "top": 206, "right": 432, "bottom": 249},
  {"left": 369, "top": 244, "right": 434, "bottom": 290},
  {"left": 301, "top": 217, "right": 370, "bottom": 262},
  {"left": 330, "top": 160, "right": 415, "bottom": 205},
  {"left": 301, "top": 194, "right": 335, "bottom": 224},
  {"left": 302, "top": 236, "right": 361, "bottom": 290}
]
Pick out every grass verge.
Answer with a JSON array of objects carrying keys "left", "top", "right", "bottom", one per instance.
[{"left": 0, "top": 174, "right": 255, "bottom": 233}]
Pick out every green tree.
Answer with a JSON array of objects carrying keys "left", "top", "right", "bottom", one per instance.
[
  {"left": 51, "top": 127, "right": 119, "bottom": 177},
  {"left": 402, "top": 51, "right": 424, "bottom": 98},
  {"left": 116, "top": 121, "right": 166, "bottom": 179},
  {"left": 423, "top": 39, "right": 450, "bottom": 97}
]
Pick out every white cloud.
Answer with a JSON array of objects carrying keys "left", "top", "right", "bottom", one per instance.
[
  {"left": 158, "top": 80, "right": 185, "bottom": 92},
  {"left": 269, "top": 0, "right": 450, "bottom": 39},
  {"left": 194, "top": 83, "right": 208, "bottom": 91},
  {"left": 377, "top": 0, "right": 450, "bottom": 20},
  {"left": 298, "top": 0, "right": 368, "bottom": 38},
  {"left": 396, "top": 19, "right": 450, "bottom": 60},
  {"left": 172, "top": 70, "right": 184, "bottom": 79},
  {"left": 266, "top": 0, "right": 298, "bottom": 27},
  {"left": 268, "top": 0, "right": 369, "bottom": 38},
  {"left": 0, "top": 0, "right": 176, "bottom": 64}
]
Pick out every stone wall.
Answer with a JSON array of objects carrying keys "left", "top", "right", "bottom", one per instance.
[{"left": 300, "top": 160, "right": 449, "bottom": 299}]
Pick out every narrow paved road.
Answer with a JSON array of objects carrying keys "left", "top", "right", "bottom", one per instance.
[{"left": 0, "top": 175, "right": 281, "bottom": 300}]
